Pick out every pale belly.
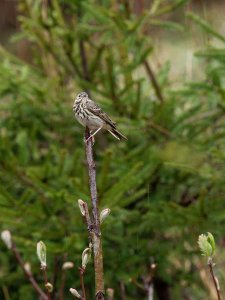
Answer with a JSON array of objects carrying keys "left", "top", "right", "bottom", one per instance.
[{"left": 76, "top": 113, "right": 105, "bottom": 130}]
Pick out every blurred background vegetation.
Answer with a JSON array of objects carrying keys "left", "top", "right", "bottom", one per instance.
[{"left": 0, "top": 0, "right": 225, "bottom": 299}]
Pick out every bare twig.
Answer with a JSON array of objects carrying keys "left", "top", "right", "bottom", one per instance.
[
  {"left": 59, "top": 254, "right": 68, "bottom": 300},
  {"left": 144, "top": 60, "right": 164, "bottom": 104},
  {"left": 85, "top": 127, "right": 105, "bottom": 300},
  {"left": 59, "top": 269, "right": 66, "bottom": 300},
  {"left": 85, "top": 128, "right": 100, "bottom": 233},
  {"left": 79, "top": 267, "right": 87, "bottom": 300},
  {"left": 51, "top": 256, "right": 60, "bottom": 300},
  {"left": 11, "top": 243, "right": 48, "bottom": 300},
  {"left": 208, "top": 258, "right": 222, "bottom": 300},
  {"left": 42, "top": 268, "right": 51, "bottom": 300}
]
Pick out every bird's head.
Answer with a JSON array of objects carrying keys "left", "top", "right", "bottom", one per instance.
[{"left": 75, "top": 91, "right": 88, "bottom": 102}]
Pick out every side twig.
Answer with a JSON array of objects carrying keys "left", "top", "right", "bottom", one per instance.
[
  {"left": 85, "top": 127, "right": 105, "bottom": 300},
  {"left": 79, "top": 267, "right": 87, "bottom": 300},
  {"left": 208, "top": 258, "right": 222, "bottom": 300},
  {"left": 11, "top": 243, "right": 48, "bottom": 300},
  {"left": 42, "top": 267, "right": 51, "bottom": 300},
  {"left": 59, "top": 254, "right": 68, "bottom": 300}
]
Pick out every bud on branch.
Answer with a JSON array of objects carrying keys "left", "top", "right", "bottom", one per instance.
[
  {"left": 100, "top": 208, "right": 111, "bottom": 224},
  {"left": 37, "top": 241, "right": 47, "bottom": 269},
  {"left": 1, "top": 230, "right": 12, "bottom": 249},
  {"left": 70, "top": 288, "right": 82, "bottom": 299}
]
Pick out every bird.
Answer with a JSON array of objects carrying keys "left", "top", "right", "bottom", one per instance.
[{"left": 73, "top": 92, "right": 127, "bottom": 142}]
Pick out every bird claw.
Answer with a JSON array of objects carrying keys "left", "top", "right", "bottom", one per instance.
[{"left": 84, "top": 135, "right": 95, "bottom": 145}]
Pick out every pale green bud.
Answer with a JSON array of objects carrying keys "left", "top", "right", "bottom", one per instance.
[
  {"left": 24, "top": 262, "right": 31, "bottom": 274},
  {"left": 37, "top": 241, "right": 47, "bottom": 269},
  {"left": 45, "top": 282, "right": 53, "bottom": 293},
  {"left": 1, "top": 230, "right": 12, "bottom": 249},
  {"left": 62, "top": 261, "right": 74, "bottom": 270},
  {"left": 78, "top": 199, "right": 86, "bottom": 216},
  {"left": 100, "top": 208, "right": 111, "bottom": 224},
  {"left": 82, "top": 247, "right": 91, "bottom": 269},
  {"left": 69, "top": 288, "right": 82, "bottom": 298}
]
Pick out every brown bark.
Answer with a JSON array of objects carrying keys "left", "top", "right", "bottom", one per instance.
[
  {"left": 79, "top": 267, "right": 87, "bottom": 300},
  {"left": 85, "top": 127, "right": 105, "bottom": 300},
  {"left": 208, "top": 258, "right": 222, "bottom": 300}
]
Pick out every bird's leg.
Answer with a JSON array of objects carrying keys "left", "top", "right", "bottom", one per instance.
[
  {"left": 85, "top": 127, "right": 103, "bottom": 143},
  {"left": 90, "top": 130, "right": 95, "bottom": 144},
  {"left": 90, "top": 127, "right": 103, "bottom": 138}
]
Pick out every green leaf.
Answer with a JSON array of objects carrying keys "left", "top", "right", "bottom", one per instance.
[
  {"left": 207, "top": 232, "right": 215, "bottom": 255},
  {"left": 198, "top": 233, "right": 215, "bottom": 257}
]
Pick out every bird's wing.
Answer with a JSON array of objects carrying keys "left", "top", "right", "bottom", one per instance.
[{"left": 86, "top": 99, "right": 116, "bottom": 128}]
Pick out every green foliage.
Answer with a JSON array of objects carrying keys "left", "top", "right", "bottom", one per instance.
[{"left": 0, "top": 0, "right": 225, "bottom": 299}]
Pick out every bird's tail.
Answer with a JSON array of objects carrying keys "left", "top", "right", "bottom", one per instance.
[{"left": 108, "top": 128, "right": 127, "bottom": 141}]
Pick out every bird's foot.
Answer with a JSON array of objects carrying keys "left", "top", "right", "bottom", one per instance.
[{"left": 84, "top": 135, "right": 95, "bottom": 145}]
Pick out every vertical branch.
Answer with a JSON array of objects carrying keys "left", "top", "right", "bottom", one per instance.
[
  {"left": 144, "top": 60, "right": 164, "bottom": 104},
  {"left": 85, "top": 128, "right": 100, "bottom": 232},
  {"left": 85, "top": 127, "right": 105, "bottom": 300}
]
